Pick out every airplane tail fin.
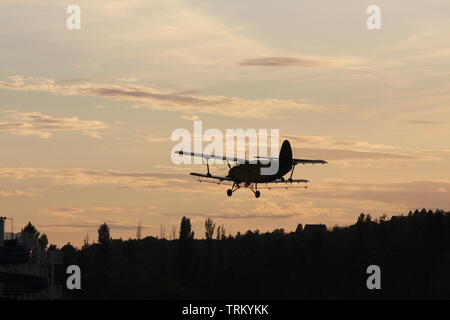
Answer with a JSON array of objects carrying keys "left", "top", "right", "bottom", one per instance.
[{"left": 278, "top": 140, "right": 293, "bottom": 176}]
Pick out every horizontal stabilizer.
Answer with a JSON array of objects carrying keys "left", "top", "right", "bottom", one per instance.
[{"left": 292, "top": 158, "right": 327, "bottom": 165}]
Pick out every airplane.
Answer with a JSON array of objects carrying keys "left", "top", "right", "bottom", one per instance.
[{"left": 175, "top": 140, "right": 327, "bottom": 198}]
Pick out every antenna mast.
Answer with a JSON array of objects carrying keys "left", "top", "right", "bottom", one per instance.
[{"left": 136, "top": 220, "right": 142, "bottom": 240}]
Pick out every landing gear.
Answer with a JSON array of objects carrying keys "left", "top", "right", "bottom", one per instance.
[
  {"left": 249, "top": 183, "right": 261, "bottom": 198},
  {"left": 226, "top": 182, "right": 261, "bottom": 198},
  {"left": 227, "top": 182, "right": 240, "bottom": 197}
]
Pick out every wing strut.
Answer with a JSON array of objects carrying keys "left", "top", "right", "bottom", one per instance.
[
  {"left": 206, "top": 158, "right": 211, "bottom": 176},
  {"left": 289, "top": 163, "right": 297, "bottom": 181}
]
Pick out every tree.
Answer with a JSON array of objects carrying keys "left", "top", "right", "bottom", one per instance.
[
  {"left": 82, "top": 233, "right": 90, "bottom": 249},
  {"left": 22, "top": 222, "right": 49, "bottom": 249},
  {"left": 61, "top": 242, "right": 78, "bottom": 266},
  {"left": 204, "top": 218, "right": 216, "bottom": 240},
  {"left": 22, "top": 222, "right": 40, "bottom": 240},
  {"left": 179, "top": 216, "right": 194, "bottom": 241},
  {"left": 220, "top": 225, "right": 226, "bottom": 239},
  {"left": 38, "top": 233, "right": 48, "bottom": 250},
  {"left": 98, "top": 223, "right": 111, "bottom": 245},
  {"left": 295, "top": 223, "right": 303, "bottom": 234},
  {"left": 357, "top": 213, "right": 366, "bottom": 223},
  {"left": 216, "top": 226, "right": 221, "bottom": 240},
  {"left": 178, "top": 217, "right": 195, "bottom": 280}
]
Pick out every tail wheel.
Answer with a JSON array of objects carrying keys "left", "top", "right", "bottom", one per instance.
[
  {"left": 227, "top": 189, "right": 233, "bottom": 197},
  {"left": 255, "top": 191, "right": 261, "bottom": 198}
]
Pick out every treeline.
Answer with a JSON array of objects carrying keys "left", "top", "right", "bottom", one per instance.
[{"left": 49, "top": 209, "right": 450, "bottom": 299}]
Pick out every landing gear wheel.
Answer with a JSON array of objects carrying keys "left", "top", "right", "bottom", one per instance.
[
  {"left": 255, "top": 191, "right": 261, "bottom": 198},
  {"left": 227, "top": 189, "right": 233, "bottom": 197}
]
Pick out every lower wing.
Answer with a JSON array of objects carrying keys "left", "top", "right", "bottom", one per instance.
[
  {"left": 265, "top": 179, "right": 309, "bottom": 184},
  {"left": 190, "top": 172, "right": 237, "bottom": 182}
]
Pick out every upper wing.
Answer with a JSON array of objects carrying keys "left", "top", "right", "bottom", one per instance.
[
  {"left": 292, "top": 158, "right": 327, "bottom": 165},
  {"left": 255, "top": 156, "right": 327, "bottom": 165},
  {"left": 190, "top": 172, "right": 237, "bottom": 182},
  {"left": 174, "top": 151, "right": 249, "bottom": 164}
]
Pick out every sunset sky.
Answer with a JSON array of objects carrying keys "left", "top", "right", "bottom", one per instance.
[{"left": 1, "top": 0, "right": 449, "bottom": 246}]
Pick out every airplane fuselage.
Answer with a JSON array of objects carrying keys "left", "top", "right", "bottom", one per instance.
[{"left": 227, "top": 160, "right": 292, "bottom": 183}]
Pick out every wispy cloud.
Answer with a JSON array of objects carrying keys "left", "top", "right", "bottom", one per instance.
[
  {"left": 405, "top": 120, "right": 444, "bottom": 125},
  {"left": 284, "top": 135, "right": 436, "bottom": 164},
  {"left": 0, "top": 167, "right": 219, "bottom": 194},
  {"left": 180, "top": 115, "right": 200, "bottom": 121},
  {"left": 41, "top": 207, "right": 85, "bottom": 218},
  {"left": 300, "top": 180, "right": 450, "bottom": 209},
  {"left": 41, "top": 221, "right": 149, "bottom": 232},
  {"left": 0, "top": 189, "right": 39, "bottom": 197},
  {"left": 297, "top": 147, "right": 420, "bottom": 162},
  {"left": 285, "top": 135, "right": 397, "bottom": 151},
  {"left": 0, "top": 76, "right": 326, "bottom": 118},
  {"left": 146, "top": 134, "right": 170, "bottom": 143},
  {"left": 239, "top": 56, "right": 365, "bottom": 69},
  {"left": 240, "top": 56, "right": 330, "bottom": 67},
  {"left": 0, "top": 111, "right": 109, "bottom": 139},
  {"left": 164, "top": 211, "right": 299, "bottom": 220},
  {"left": 116, "top": 77, "right": 138, "bottom": 83},
  {"left": 418, "top": 149, "right": 450, "bottom": 155}
]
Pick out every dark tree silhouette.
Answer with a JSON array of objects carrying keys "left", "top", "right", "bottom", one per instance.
[
  {"left": 48, "top": 209, "right": 450, "bottom": 300},
  {"left": 22, "top": 221, "right": 40, "bottom": 239},
  {"left": 21, "top": 221, "right": 48, "bottom": 249},
  {"left": 98, "top": 223, "right": 111, "bottom": 245},
  {"left": 219, "top": 224, "right": 226, "bottom": 239},
  {"left": 179, "top": 216, "right": 194, "bottom": 241},
  {"left": 61, "top": 242, "right": 77, "bottom": 265},
  {"left": 216, "top": 226, "right": 221, "bottom": 240},
  {"left": 204, "top": 218, "right": 216, "bottom": 240},
  {"left": 38, "top": 233, "right": 48, "bottom": 249}
]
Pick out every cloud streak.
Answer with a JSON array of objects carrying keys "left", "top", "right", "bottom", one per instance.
[
  {"left": 240, "top": 56, "right": 330, "bottom": 67},
  {"left": 405, "top": 120, "right": 444, "bottom": 125},
  {"left": 297, "top": 147, "right": 420, "bottom": 161},
  {"left": 0, "top": 76, "right": 325, "bottom": 118},
  {"left": 239, "top": 56, "right": 364, "bottom": 69},
  {"left": 0, "top": 167, "right": 224, "bottom": 194},
  {"left": 0, "top": 189, "right": 38, "bottom": 197},
  {"left": 301, "top": 180, "right": 450, "bottom": 209},
  {"left": 284, "top": 135, "right": 437, "bottom": 163},
  {"left": 0, "top": 111, "right": 109, "bottom": 139}
]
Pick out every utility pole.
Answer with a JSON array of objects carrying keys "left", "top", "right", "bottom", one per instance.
[{"left": 136, "top": 220, "right": 142, "bottom": 240}]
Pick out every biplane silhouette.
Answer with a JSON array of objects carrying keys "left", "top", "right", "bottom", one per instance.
[{"left": 175, "top": 140, "right": 327, "bottom": 198}]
